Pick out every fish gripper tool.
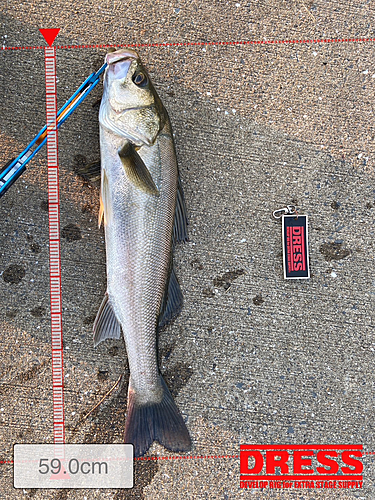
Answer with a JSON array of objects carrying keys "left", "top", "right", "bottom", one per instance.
[{"left": 0, "top": 62, "right": 108, "bottom": 198}]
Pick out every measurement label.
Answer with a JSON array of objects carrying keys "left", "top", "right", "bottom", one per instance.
[{"left": 14, "top": 444, "right": 133, "bottom": 488}]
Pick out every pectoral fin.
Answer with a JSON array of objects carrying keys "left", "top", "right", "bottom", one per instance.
[{"left": 118, "top": 142, "right": 159, "bottom": 196}]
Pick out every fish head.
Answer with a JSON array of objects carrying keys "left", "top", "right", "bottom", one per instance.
[{"left": 99, "top": 48, "right": 166, "bottom": 146}]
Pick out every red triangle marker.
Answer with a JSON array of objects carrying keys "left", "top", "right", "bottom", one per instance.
[{"left": 39, "top": 28, "right": 60, "bottom": 47}]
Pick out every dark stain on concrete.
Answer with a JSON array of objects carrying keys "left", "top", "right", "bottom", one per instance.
[
  {"left": 163, "top": 362, "right": 193, "bottom": 399},
  {"left": 18, "top": 360, "right": 47, "bottom": 383},
  {"left": 0, "top": 360, "right": 48, "bottom": 395},
  {"left": 73, "top": 154, "right": 87, "bottom": 173},
  {"left": 25, "top": 234, "right": 41, "bottom": 253},
  {"left": 366, "top": 202, "right": 373, "bottom": 209},
  {"left": 108, "top": 345, "right": 119, "bottom": 357},
  {"left": 16, "top": 425, "right": 34, "bottom": 439},
  {"left": 29, "top": 242, "right": 41, "bottom": 253},
  {"left": 213, "top": 269, "right": 245, "bottom": 290},
  {"left": 190, "top": 257, "right": 203, "bottom": 270},
  {"left": 61, "top": 223, "right": 82, "bottom": 242},
  {"left": 97, "top": 369, "right": 109, "bottom": 382},
  {"left": 40, "top": 200, "right": 49, "bottom": 212},
  {"left": 331, "top": 200, "right": 340, "bottom": 209},
  {"left": 320, "top": 242, "right": 351, "bottom": 261},
  {"left": 253, "top": 294, "right": 264, "bottom": 306},
  {"left": 202, "top": 287, "right": 215, "bottom": 297},
  {"left": 3, "top": 264, "right": 26, "bottom": 284},
  {"left": 5, "top": 309, "right": 18, "bottom": 318},
  {"left": 83, "top": 314, "right": 97, "bottom": 325},
  {"left": 30, "top": 306, "right": 46, "bottom": 317}
]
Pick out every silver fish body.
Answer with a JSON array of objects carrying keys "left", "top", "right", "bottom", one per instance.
[{"left": 93, "top": 49, "right": 191, "bottom": 456}]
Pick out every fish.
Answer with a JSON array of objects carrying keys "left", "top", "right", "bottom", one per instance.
[{"left": 93, "top": 48, "right": 191, "bottom": 457}]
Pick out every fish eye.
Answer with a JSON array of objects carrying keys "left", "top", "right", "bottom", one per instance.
[{"left": 132, "top": 71, "right": 148, "bottom": 87}]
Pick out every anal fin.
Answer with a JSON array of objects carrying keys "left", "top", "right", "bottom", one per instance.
[{"left": 93, "top": 292, "right": 121, "bottom": 346}]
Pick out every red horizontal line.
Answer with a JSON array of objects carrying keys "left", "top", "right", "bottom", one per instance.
[
  {"left": 2, "top": 455, "right": 238, "bottom": 465},
  {"left": 2, "top": 454, "right": 239, "bottom": 466},
  {"left": 0, "top": 454, "right": 370, "bottom": 465},
  {"left": 2, "top": 449, "right": 374, "bottom": 464},
  {"left": 1, "top": 37, "right": 375, "bottom": 52},
  {"left": 240, "top": 445, "right": 363, "bottom": 450},
  {"left": 135, "top": 454, "right": 239, "bottom": 461},
  {"left": 241, "top": 475, "right": 363, "bottom": 481}
]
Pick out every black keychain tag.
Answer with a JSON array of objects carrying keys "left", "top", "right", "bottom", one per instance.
[{"left": 274, "top": 206, "right": 310, "bottom": 279}]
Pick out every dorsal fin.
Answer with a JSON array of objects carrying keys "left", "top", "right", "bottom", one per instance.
[{"left": 173, "top": 174, "right": 188, "bottom": 244}]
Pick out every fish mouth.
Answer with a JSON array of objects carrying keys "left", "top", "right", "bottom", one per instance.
[
  {"left": 105, "top": 49, "right": 139, "bottom": 82},
  {"left": 105, "top": 48, "right": 139, "bottom": 66}
]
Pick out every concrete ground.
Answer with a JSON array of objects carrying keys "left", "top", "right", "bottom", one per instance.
[{"left": 1, "top": 1, "right": 375, "bottom": 499}]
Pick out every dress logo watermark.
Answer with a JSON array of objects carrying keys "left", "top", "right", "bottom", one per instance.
[{"left": 240, "top": 445, "right": 363, "bottom": 490}]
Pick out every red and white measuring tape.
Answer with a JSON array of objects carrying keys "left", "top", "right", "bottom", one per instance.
[{"left": 44, "top": 45, "right": 65, "bottom": 446}]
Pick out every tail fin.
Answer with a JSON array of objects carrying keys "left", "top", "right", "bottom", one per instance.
[{"left": 124, "top": 375, "right": 191, "bottom": 457}]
